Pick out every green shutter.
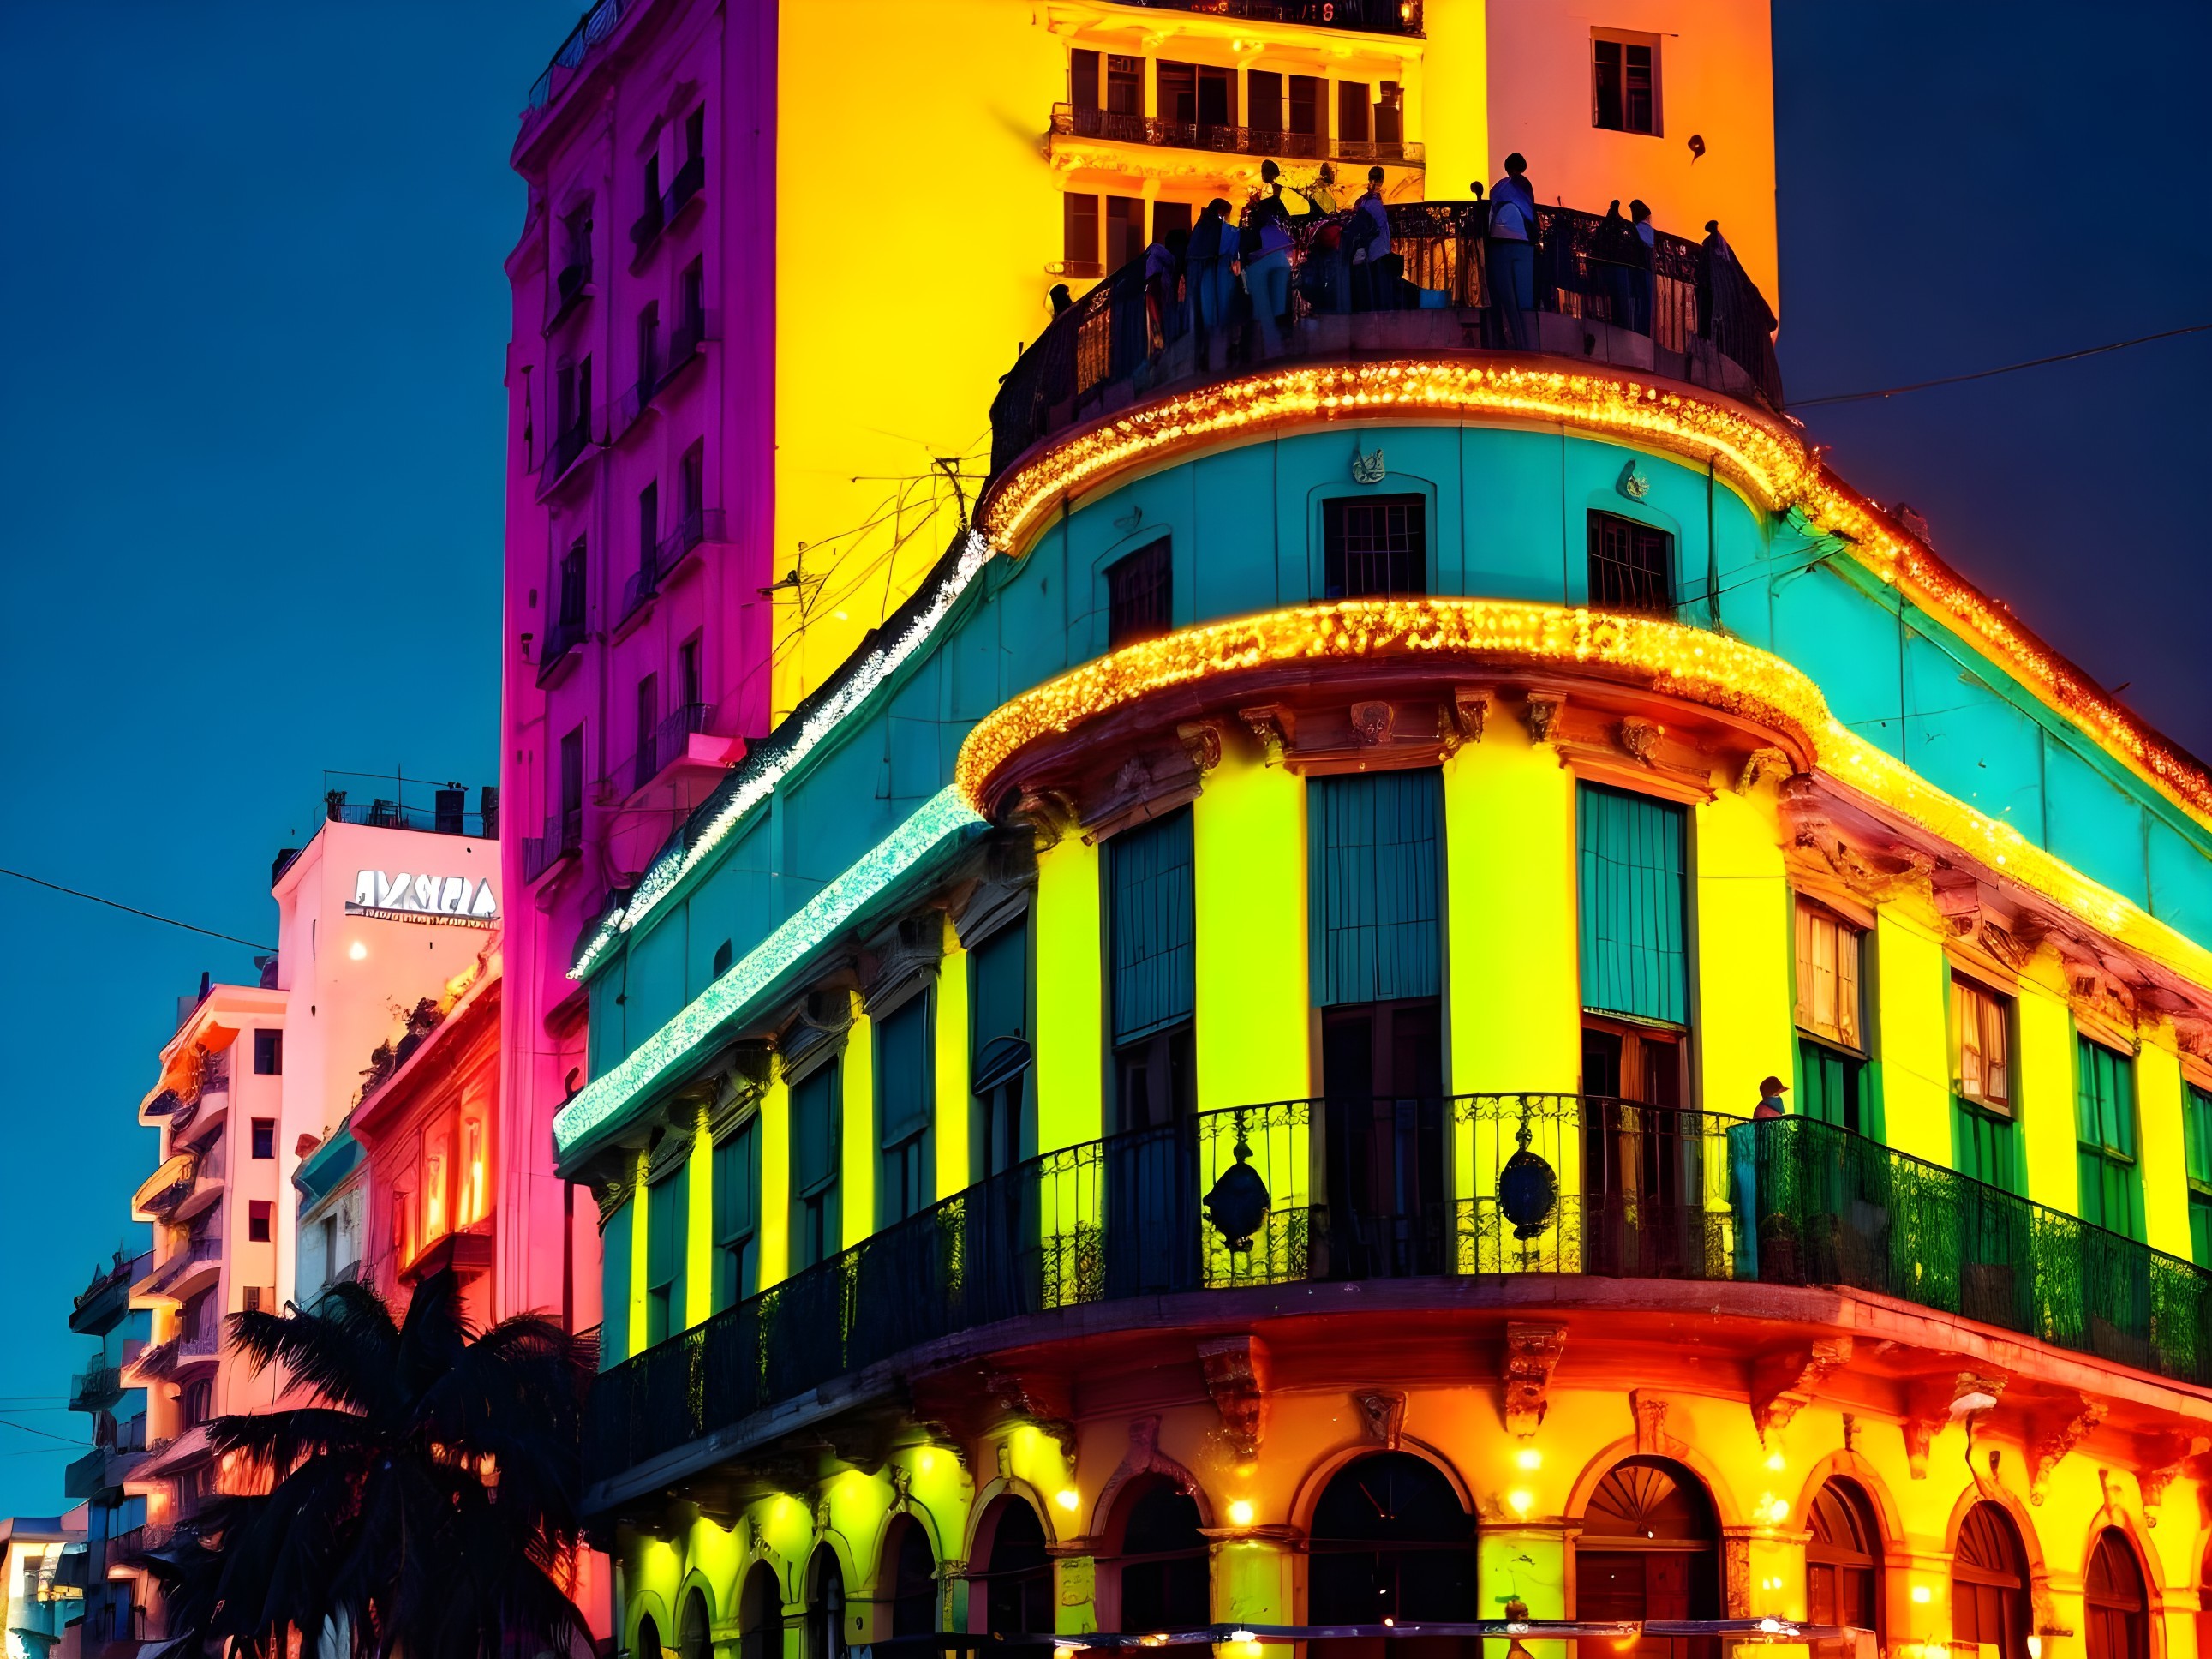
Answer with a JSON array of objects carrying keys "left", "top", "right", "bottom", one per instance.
[
  {"left": 1954, "top": 1102, "right": 2018, "bottom": 1194},
  {"left": 599, "top": 1195, "right": 632, "bottom": 1369},
  {"left": 646, "top": 1164, "right": 688, "bottom": 1340},
  {"left": 2185, "top": 1085, "right": 2212, "bottom": 1185},
  {"left": 877, "top": 996, "right": 935, "bottom": 1226},
  {"left": 1110, "top": 809, "right": 1195, "bottom": 1043},
  {"left": 791, "top": 1063, "right": 843, "bottom": 1268},
  {"left": 1576, "top": 783, "right": 1688, "bottom": 1026},
  {"left": 971, "top": 919, "right": 1030, "bottom": 1060},
  {"left": 714, "top": 1120, "right": 760, "bottom": 1306},
  {"left": 2075, "top": 1038, "right": 2143, "bottom": 1240},
  {"left": 1308, "top": 770, "right": 1443, "bottom": 1008}
]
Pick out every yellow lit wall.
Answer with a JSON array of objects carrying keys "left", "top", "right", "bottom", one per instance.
[
  {"left": 756, "top": 1073, "right": 790, "bottom": 1290},
  {"left": 2016, "top": 974, "right": 2077, "bottom": 1213},
  {"left": 1194, "top": 756, "right": 1309, "bottom": 1109},
  {"left": 773, "top": 1, "right": 1063, "bottom": 725},
  {"left": 936, "top": 924, "right": 971, "bottom": 1199},
  {"left": 1693, "top": 789, "right": 1796, "bottom": 1115},
  {"left": 685, "top": 1109, "right": 714, "bottom": 1329},
  {"left": 1444, "top": 730, "right": 1579, "bottom": 1096},
  {"left": 1873, "top": 912, "right": 1952, "bottom": 1166},
  {"left": 842, "top": 1002, "right": 876, "bottom": 1248},
  {"left": 1422, "top": 0, "right": 1490, "bottom": 196},
  {"left": 1034, "top": 834, "right": 1103, "bottom": 1153},
  {"left": 2137, "top": 1032, "right": 2192, "bottom": 1259},
  {"left": 627, "top": 1150, "right": 649, "bottom": 1358}
]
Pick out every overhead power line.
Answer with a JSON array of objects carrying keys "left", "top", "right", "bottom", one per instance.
[
  {"left": 1789, "top": 322, "right": 2212, "bottom": 409},
  {"left": 0, "top": 865, "right": 275, "bottom": 951}
]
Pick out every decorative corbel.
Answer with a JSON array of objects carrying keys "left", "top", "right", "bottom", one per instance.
[
  {"left": 1011, "top": 788, "right": 1077, "bottom": 853},
  {"left": 1631, "top": 1391, "right": 1680, "bottom": 1456},
  {"left": 1501, "top": 1322, "right": 1567, "bottom": 1439},
  {"left": 2135, "top": 1434, "right": 2207, "bottom": 1525},
  {"left": 1616, "top": 717, "right": 1665, "bottom": 767},
  {"left": 1197, "top": 1334, "right": 1267, "bottom": 1459},
  {"left": 1524, "top": 692, "right": 1566, "bottom": 746},
  {"left": 888, "top": 1463, "right": 912, "bottom": 1514},
  {"left": 1355, "top": 1390, "right": 1408, "bottom": 1449},
  {"left": 1749, "top": 1338, "right": 1852, "bottom": 1440},
  {"left": 1239, "top": 705, "right": 1289, "bottom": 766},
  {"left": 1450, "top": 688, "right": 1491, "bottom": 746},
  {"left": 981, "top": 1369, "right": 1077, "bottom": 1463},
  {"left": 1176, "top": 720, "right": 1224, "bottom": 777},
  {"left": 1350, "top": 701, "right": 1394, "bottom": 747},
  {"left": 2030, "top": 1398, "right": 2108, "bottom": 1506},
  {"left": 1903, "top": 1370, "right": 2006, "bottom": 1479},
  {"left": 1735, "top": 746, "right": 1792, "bottom": 795}
]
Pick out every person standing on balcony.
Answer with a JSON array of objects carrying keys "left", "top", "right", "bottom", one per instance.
[
  {"left": 1244, "top": 168, "right": 1296, "bottom": 359},
  {"left": 1187, "top": 198, "right": 1237, "bottom": 371},
  {"left": 1595, "top": 199, "right": 1639, "bottom": 329},
  {"left": 1307, "top": 162, "right": 1342, "bottom": 214},
  {"left": 1728, "top": 1076, "right": 1788, "bottom": 1280},
  {"left": 1697, "top": 219, "right": 1736, "bottom": 341},
  {"left": 1754, "top": 1075, "right": 1788, "bottom": 1119},
  {"left": 1629, "top": 199, "right": 1656, "bottom": 334},
  {"left": 1347, "top": 165, "right": 1392, "bottom": 310},
  {"left": 1487, "top": 153, "right": 1538, "bottom": 349}
]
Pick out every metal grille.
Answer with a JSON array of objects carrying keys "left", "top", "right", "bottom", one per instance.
[
  {"left": 1587, "top": 510, "right": 1674, "bottom": 615},
  {"left": 1324, "top": 494, "right": 1426, "bottom": 597},
  {"left": 1106, "top": 536, "right": 1173, "bottom": 649}
]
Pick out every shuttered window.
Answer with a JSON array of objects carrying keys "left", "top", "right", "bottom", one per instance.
[
  {"left": 714, "top": 1117, "right": 759, "bottom": 1307},
  {"left": 645, "top": 1163, "right": 687, "bottom": 1345},
  {"left": 1951, "top": 976, "right": 2020, "bottom": 1194},
  {"left": 1576, "top": 783, "right": 1688, "bottom": 1026},
  {"left": 792, "top": 1063, "right": 842, "bottom": 1269},
  {"left": 971, "top": 919, "right": 1033, "bottom": 1180},
  {"left": 877, "top": 996, "right": 934, "bottom": 1227},
  {"left": 599, "top": 1195, "right": 632, "bottom": 1369},
  {"left": 2076, "top": 1039, "right": 2143, "bottom": 1241},
  {"left": 2185, "top": 1085, "right": 2212, "bottom": 1268},
  {"left": 1309, "top": 770, "right": 1443, "bottom": 1008},
  {"left": 1110, "top": 809, "right": 1195, "bottom": 1043}
]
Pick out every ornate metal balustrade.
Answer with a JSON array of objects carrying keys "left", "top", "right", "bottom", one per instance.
[
  {"left": 584, "top": 1097, "right": 2212, "bottom": 1488},
  {"left": 1050, "top": 104, "right": 1424, "bottom": 166}
]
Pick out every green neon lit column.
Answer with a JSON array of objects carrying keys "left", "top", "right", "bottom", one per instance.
[
  {"left": 843, "top": 997, "right": 876, "bottom": 1249},
  {"left": 1211, "top": 1534, "right": 1292, "bottom": 1659},
  {"left": 1194, "top": 755, "right": 1309, "bottom": 1110},
  {"left": 1692, "top": 788, "right": 1796, "bottom": 1116},
  {"left": 757, "top": 1073, "right": 792, "bottom": 1289},
  {"left": 1872, "top": 911, "right": 1951, "bottom": 1166},
  {"left": 1476, "top": 1524, "right": 1566, "bottom": 1659},
  {"left": 1034, "top": 835, "right": 1103, "bottom": 1153}
]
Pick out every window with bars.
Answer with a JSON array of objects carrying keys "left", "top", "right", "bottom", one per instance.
[
  {"left": 1593, "top": 33, "right": 1659, "bottom": 135},
  {"left": 2076, "top": 1039, "right": 2143, "bottom": 1240},
  {"left": 1587, "top": 511, "right": 1673, "bottom": 615},
  {"left": 645, "top": 1164, "right": 687, "bottom": 1345},
  {"left": 714, "top": 1117, "right": 759, "bottom": 1306},
  {"left": 791, "top": 1062, "right": 842, "bottom": 1270},
  {"left": 1106, "top": 537, "right": 1172, "bottom": 650},
  {"left": 1950, "top": 976, "right": 2018, "bottom": 1193},
  {"left": 2185, "top": 1084, "right": 2212, "bottom": 1267},
  {"left": 876, "top": 997, "right": 934, "bottom": 1228},
  {"left": 1324, "top": 494, "right": 1427, "bottom": 598}
]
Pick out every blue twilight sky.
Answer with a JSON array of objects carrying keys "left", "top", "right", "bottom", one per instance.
[{"left": 0, "top": 3, "right": 2206, "bottom": 1516}]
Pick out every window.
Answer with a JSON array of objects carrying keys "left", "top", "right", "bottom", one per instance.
[
  {"left": 1248, "top": 69, "right": 1282, "bottom": 135},
  {"left": 645, "top": 1165, "right": 687, "bottom": 1344},
  {"left": 423, "top": 1129, "right": 450, "bottom": 1243},
  {"left": 713, "top": 938, "right": 734, "bottom": 979},
  {"left": 1336, "top": 81, "right": 1371, "bottom": 144},
  {"left": 1577, "top": 1459, "right": 1720, "bottom": 1659},
  {"left": 181, "top": 1379, "right": 212, "bottom": 1430},
  {"left": 887, "top": 1518, "right": 937, "bottom": 1638},
  {"left": 637, "top": 302, "right": 661, "bottom": 395},
  {"left": 1949, "top": 976, "right": 2018, "bottom": 1191},
  {"left": 971, "top": 920, "right": 1033, "bottom": 1183},
  {"left": 635, "top": 672, "right": 659, "bottom": 787},
  {"left": 1953, "top": 1503, "right": 2030, "bottom": 1659},
  {"left": 557, "top": 537, "right": 588, "bottom": 629},
  {"left": 250, "top": 1119, "right": 276, "bottom": 1159},
  {"left": 459, "top": 1115, "right": 486, "bottom": 1226},
  {"left": 1108, "top": 1478, "right": 1209, "bottom": 1632},
  {"left": 1310, "top": 1453, "right": 1474, "bottom": 1637},
  {"left": 679, "top": 440, "right": 705, "bottom": 526},
  {"left": 2084, "top": 1530, "right": 2148, "bottom": 1659},
  {"left": 1593, "top": 32, "right": 1660, "bottom": 135},
  {"left": 679, "top": 258, "right": 706, "bottom": 340},
  {"left": 248, "top": 1201, "right": 272, "bottom": 1243},
  {"left": 976, "top": 1501, "right": 1052, "bottom": 1636},
  {"left": 1110, "top": 808, "right": 1195, "bottom": 1133},
  {"left": 1288, "top": 75, "right": 1323, "bottom": 141},
  {"left": 1069, "top": 48, "right": 1099, "bottom": 110},
  {"left": 1807, "top": 1479, "right": 1882, "bottom": 1640},
  {"left": 320, "top": 1214, "right": 338, "bottom": 1280},
  {"left": 1795, "top": 901, "right": 1872, "bottom": 1135},
  {"left": 1064, "top": 194, "right": 1100, "bottom": 271},
  {"left": 1151, "top": 200, "right": 1193, "bottom": 243},
  {"left": 792, "top": 1063, "right": 842, "bottom": 1271},
  {"left": 2185, "top": 1084, "right": 2212, "bottom": 1267},
  {"left": 715, "top": 1116, "right": 760, "bottom": 1305},
  {"left": 2076, "top": 1038, "right": 2143, "bottom": 1239},
  {"left": 679, "top": 632, "right": 704, "bottom": 710},
  {"left": 1106, "top": 536, "right": 1172, "bottom": 650},
  {"left": 392, "top": 1189, "right": 415, "bottom": 1267},
  {"left": 1157, "top": 61, "right": 1194, "bottom": 124},
  {"left": 600, "top": 1195, "right": 631, "bottom": 1365},
  {"left": 556, "top": 355, "right": 593, "bottom": 440},
  {"left": 559, "top": 725, "right": 585, "bottom": 833},
  {"left": 253, "top": 1029, "right": 282, "bottom": 1075},
  {"left": 1578, "top": 783, "right": 1688, "bottom": 1108},
  {"left": 1324, "top": 494, "right": 1427, "bottom": 596},
  {"left": 1105, "top": 195, "right": 1145, "bottom": 271},
  {"left": 877, "top": 996, "right": 935, "bottom": 1228},
  {"left": 1588, "top": 511, "right": 1674, "bottom": 615},
  {"left": 1376, "top": 81, "right": 1402, "bottom": 150},
  {"left": 684, "top": 105, "right": 705, "bottom": 165},
  {"left": 1105, "top": 54, "right": 1142, "bottom": 116},
  {"left": 643, "top": 153, "right": 661, "bottom": 211},
  {"left": 637, "top": 481, "right": 660, "bottom": 580}
]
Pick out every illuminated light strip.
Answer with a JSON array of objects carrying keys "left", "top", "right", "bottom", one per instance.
[
  {"left": 974, "top": 359, "right": 2212, "bottom": 835},
  {"left": 955, "top": 600, "right": 2212, "bottom": 994},
  {"left": 568, "top": 529, "right": 997, "bottom": 981},
  {"left": 552, "top": 787, "right": 983, "bottom": 1158}
]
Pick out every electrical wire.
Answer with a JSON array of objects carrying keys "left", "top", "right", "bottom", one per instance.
[
  {"left": 0, "top": 866, "right": 274, "bottom": 951},
  {"left": 1788, "top": 322, "right": 2212, "bottom": 409}
]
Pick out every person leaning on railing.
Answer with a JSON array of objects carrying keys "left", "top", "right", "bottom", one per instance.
[
  {"left": 1486, "top": 152, "right": 1539, "bottom": 348},
  {"left": 1243, "top": 161, "right": 1298, "bottom": 359},
  {"left": 1727, "top": 1075, "right": 1791, "bottom": 1279},
  {"left": 1187, "top": 196, "right": 1237, "bottom": 373}
]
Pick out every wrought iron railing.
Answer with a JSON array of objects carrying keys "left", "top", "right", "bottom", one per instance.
[
  {"left": 323, "top": 788, "right": 497, "bottom": 839},
  {"left": 1050, "top": 105, "right": 1423, "bottom": 166},
  {"left": 526, "top": 0, "right": 631, "bottom": 111},
  {"left": 539, "top": 411, "right": 601, "bottom": 494},
  {"left": 522, "top": 807, "right": 584, "bottom": 884},
  {"left": 584, "top": 1096, "right": 2212, "bottom": 1488},
  {"left": 1106, "top": 0, "right": 1421, "bottom": 33},
  {"left": 989, "top": 199, "right": 1782, "bottom": 473},
  {"left": 537, "top": 605, "right": 589, "bottom": 684},
  {"left": 659, "top": 506, "right": 720, "bottom": 574}
]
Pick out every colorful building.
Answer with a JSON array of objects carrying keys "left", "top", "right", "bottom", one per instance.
[
  {"left": 519, "top": 8, "right": 2212, "bottom": 1659},
  {"left": 0, "top": 1514, "right": 87, "bottom": 1659},
  {"left": 62, "top": 1251, "right": 149, "bottom": 1659}
]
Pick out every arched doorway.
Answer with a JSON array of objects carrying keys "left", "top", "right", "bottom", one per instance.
[
  {"left": 1806, "top": 1477, "right": 1883, "bottom": 1639},
  {"left": 1308, "top": 1452, "right": 1476, "bottom": 1659},
  {"left": 886, "top": 1516, "right": 939, "bottom": 1638},
  {"left": 679, "top": 1590, "right": 712, "bottom": 1659},
  {"left": 738, "top": 1565, "right": 781, "bottom": 1659},
  {"left": 2084, "top": 1530, "right": 2148, "bottom": 1659},
  {"left": 1103, "top": 1476, "right": 1210, "bottom": 1636},
  {"left": 637, "top": 1614, "right": 665, "bottom": 1659},
  {"left": 972, "top": 1498, "right": 1053, "bottom": 1636},
  {"left": 1575, "top": 1458, "right": 1721, "bottom": 1659},
  {"left": 1952, "top": 1502, "right": 2031, "bottom": 1659},
  {"left": 805, "top": 1547, "right": 846, "bottom": 1659}
]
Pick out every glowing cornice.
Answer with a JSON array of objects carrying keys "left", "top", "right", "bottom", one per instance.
[
  {"left": 974, "top": 359, "right": 2212, "bottom": 837},
  {"left": 954, "top": 600, "right": 2212, "bottom": 995},
  {"left": 552, "top": 788, "right": 982, "bottom": 1160}
]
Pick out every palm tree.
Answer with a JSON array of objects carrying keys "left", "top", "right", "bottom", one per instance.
[{"left": 142, "top": 1267, "right": 595, "bottom": 1659}]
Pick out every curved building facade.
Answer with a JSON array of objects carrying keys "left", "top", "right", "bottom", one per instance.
[{"left": 545, "top": 68, "right": 2212, "bottom": 1659}]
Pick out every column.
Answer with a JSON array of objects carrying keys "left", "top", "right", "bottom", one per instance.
[
  {"left": 842, "top": 998, "right": 876, "bottom": 1249},
  {"left": 1035, "top": 834, "right": 1104, "bottom": 1153},
  {"left": 935, "top": 919, "right": 971, "bottom": 1195},
  {"left": 2135, "top": 1029, "right": 2192, "bottom": 1259},
  {"left": 756, "top": 1074, "right": 791, "bottom": 1288},
  {"left": 2016, "top": 977, "right": 2076, "bottom": 1209},
  {"left": 685, "top": 1105, "right": 714, "bottom": 1327},
  {"left": 1693, "top": 788, "right": 1796, "bottom": 1117},
  {"left": 1194, "top": 754, "right": 1309, "bottom": 1111},
  {"left": 1870, "top": 911, "right": 1952, "bottom": 1167}
]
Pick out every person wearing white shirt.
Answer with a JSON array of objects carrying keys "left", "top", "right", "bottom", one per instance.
[{"left": 1486, "top": 153, "right": 1538, "bottom": 348}]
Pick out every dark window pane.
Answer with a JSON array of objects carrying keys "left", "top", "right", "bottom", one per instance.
[
  {"left": 1587, "top": 510, "right": 1674, "bottom": 615},
  {"left": 1324, "top": 494, "right": 1426, "bottom": 596},
  {"left": 1107, "top": 536, "right": 1173, "bottom": 650}
]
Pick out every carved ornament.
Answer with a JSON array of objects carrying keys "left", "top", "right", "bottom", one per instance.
[
  {"left": 1524, "top": 692, "right": 1566, "bottom": 746},
  {"left": 1903, "top": 1370, "right": 2006, "bottom": 1480},
  {"left": 1501, "top": 1322, "right": 1566, "bottom": 1439},
  {"left": 2030, "top": 1398, "right": 2108, "bottom": 1506},
  {"left": 1355, "top": 1390, "right": 1408, "bottom": 1450},
  {"left": 1197, "top": 1334, "right": 1267, "bottom": 1459},
  {"left": 1749, "top": 1338, "right": 1852, "bottom": 1440}
]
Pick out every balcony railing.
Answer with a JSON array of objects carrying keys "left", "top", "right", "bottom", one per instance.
[
  {"left": 1051, "top": 104, "right": 1422, "bottom": 166},
  {"left": 584, "top": 1098, "right": 2212, "bottom": 1488},
  {"left": 537, "top": 607, "right": 588, "bottom": 685},
  {"left": 141, "top": 1235, "right": 223, "bottom": 1297},
  {"left": 1108, "top": 0, "right": 1420, "bottom": 32},
  {"left": 631, "top": 702, "right": 714, "bottom": 792},
  {"left": 660, "top": 506, "right": 719, "bottom": 576},
  {"left": 322, "top": 788, "right": 497, "bottom": 840},
  {"left": 522, "top": 807, "right": 584, "bottom": 884},
  {"left": 527, "top": 0, "right": 631, "bottom": 111},
  {"left": 664, "top": 153, "right": 705, "bottom": 220},
  {"left": 990, "top": 198, "right": 1782, "bottom": 473},
  {"left": 549, "top": 257, "right": 593, "bottom": 330},
  {"left": 64, "top": 1448, "right": 113, "bottom": 1500}
]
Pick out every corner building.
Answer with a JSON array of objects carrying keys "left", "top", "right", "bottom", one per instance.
[{"left": 523, "top": 8, "right": 2212, "bottom": 1659}]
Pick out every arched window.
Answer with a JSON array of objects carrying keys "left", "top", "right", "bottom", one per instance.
[
  {"left": 973, "top": 1499, "right": 1053, "bottom": 1636},
  {"left": 679, "top": 1590, "right": 712, "bottom": 1659},
  {"left": 887, "top": 1516, "right": 939, "bottom": 1638},
  {"left": 1807, "top": 1478, "right": 1883, "bottom": 1639},
  {"left": 637, "top": 1614, "right": 665, "bottom": 1659},
  {"left": 1952, "top": 1501, "right": 2031, "bottom": 1659},
  {"left": 1309, "top": 1452, "right": 1475, "bottom": 1659},
  {"left": 1575, "top": 1458, "right": 1721, "bottom": 1659},
  {"left": 738, "top": 1563, "right": 780, "bottom": 1659},
  {"left": 805, "top": 1547, "right": 846, "bottom": 1659},
  {"left": 2084, "top": 1530, "right": 2147, "bottom": 1659},
  {"left": 1105, "top": 1476, "right": 1210, "bottom": 1635}
]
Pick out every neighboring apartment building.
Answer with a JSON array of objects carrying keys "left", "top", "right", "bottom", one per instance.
[
  {"left": 61, "top": 1252, "right": 148, "bottom": 1659},
  {"left": 0, "top": 1515, "right": 85, "bottom": 1659},
  {"left": 499, "top": 0, "right": 1777, "bottom": 1390}
]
